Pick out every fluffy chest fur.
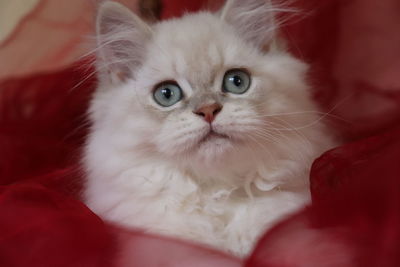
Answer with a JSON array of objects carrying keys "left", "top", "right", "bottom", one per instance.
[
  {"left": 85, "top": 156, "right": 309, "bottom": 256},
  {"left": 84, "top": 0, "right": 335, "bottom": 257}
]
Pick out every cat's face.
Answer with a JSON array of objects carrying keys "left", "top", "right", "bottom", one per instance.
[
  {"left": 137, "top": 14, "right": 277, "bottom": 163},
  {"left": 89, "top": 1, "right": 314, "bottom": 169}
]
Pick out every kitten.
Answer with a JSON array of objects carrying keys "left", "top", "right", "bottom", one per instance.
[{"left": 84, "top": 0, "right": 335, "bottom": 257}]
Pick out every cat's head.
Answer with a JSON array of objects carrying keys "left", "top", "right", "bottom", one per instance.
[{"left": 88, "top": 0, "right": 315, "bottom": 170}]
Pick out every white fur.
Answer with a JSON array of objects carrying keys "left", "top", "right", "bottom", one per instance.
[{"left": 84, "top": 0, "right": 335, "bottom": 257}]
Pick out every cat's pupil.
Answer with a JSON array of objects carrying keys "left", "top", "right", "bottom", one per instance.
[
  {"left": 232, "top": 76, "right": 242, "bottom": 87},
  {"left": 162, "top": 88, "right": 172, "bottom": 99}
]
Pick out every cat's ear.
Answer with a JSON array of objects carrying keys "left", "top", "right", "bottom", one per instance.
[
  {"left": 96, "top": 1, "right": 152, "bottom": 84},
  {"left": 220, "top": 0, "right": 277, "bottom": 50}
]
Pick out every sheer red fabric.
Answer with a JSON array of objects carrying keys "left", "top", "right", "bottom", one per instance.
[
  {"left": 247, "top": 127, "right": 400, "bottom": 267},
  {"left": 1, "top": 0, "right": 399, "bottom": 266}
]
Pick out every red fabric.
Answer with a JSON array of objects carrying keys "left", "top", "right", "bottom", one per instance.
[
  {"left": 1, "top": 0, "right": 400, "bottom": 266},
  {"left": 0, "top": 183, "right": 115, "bottom": 267},
  {"left": 281, "top": 0, "right": 400, "bottom": 140},
  {"left": 247, "top": 128, "right": 400, "bottom": 267}
]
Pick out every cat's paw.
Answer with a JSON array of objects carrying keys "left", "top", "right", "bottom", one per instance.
[{"left": 253, "top": 160, "right": 306, "bottom": 191}]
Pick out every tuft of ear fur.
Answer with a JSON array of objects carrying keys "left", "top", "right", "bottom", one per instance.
[
  {"left": 221, "top": 0, "right": 279, "bottom": 50},
  {"left": 96, "top": 1, "right": 152, "bottom": 84}
]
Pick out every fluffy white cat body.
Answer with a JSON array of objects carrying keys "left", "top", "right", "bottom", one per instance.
[{"left": 84, "top": 0, "right": 334, "bottom": 256}]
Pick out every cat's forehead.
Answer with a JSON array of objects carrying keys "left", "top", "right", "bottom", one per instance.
[{"left": 147, "top": 13, "right": 253, "bottom": 87}]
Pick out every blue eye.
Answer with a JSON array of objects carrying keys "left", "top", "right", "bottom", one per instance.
[
  {"left": 153, "top": 82, "right": 183, "bottom": 107},
  {"left": 223, "top": 69, "right": 251, "bottom": 94}
]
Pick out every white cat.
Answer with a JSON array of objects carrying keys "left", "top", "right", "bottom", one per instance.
[{"left": 84, "top": 0, "right": 335, "bottom": 257}]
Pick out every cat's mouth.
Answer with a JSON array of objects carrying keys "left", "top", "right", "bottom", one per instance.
[{"left": 199, "top": 130, "right": 229, "bottom": 143}]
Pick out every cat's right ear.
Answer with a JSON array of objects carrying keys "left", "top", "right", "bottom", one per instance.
[{"left": 96, "top": 1, "right": 152, "bottom": 84}]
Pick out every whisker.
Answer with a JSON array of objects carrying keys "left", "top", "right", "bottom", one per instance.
[
  {"left": 262, "top": 123, "right": 310, "bottom": 162},
  {"left": 252, "top": 111, "right": 350, "bottom": 123}
]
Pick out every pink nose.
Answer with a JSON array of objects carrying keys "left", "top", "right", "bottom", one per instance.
[{"left": 193, "top": 103, "right": 222, "bottom": 123}]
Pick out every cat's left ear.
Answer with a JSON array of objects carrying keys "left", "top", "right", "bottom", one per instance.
[
  {"left": 220, "top": 0, "right": 278, "bottom": 50},
  {"left": 96, "top": 1, "right": 152, "bottom": 84}
]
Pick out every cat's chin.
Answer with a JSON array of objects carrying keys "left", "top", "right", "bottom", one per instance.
[{"left": 192, "top": 131, "right": 235, "bottom": 164}]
